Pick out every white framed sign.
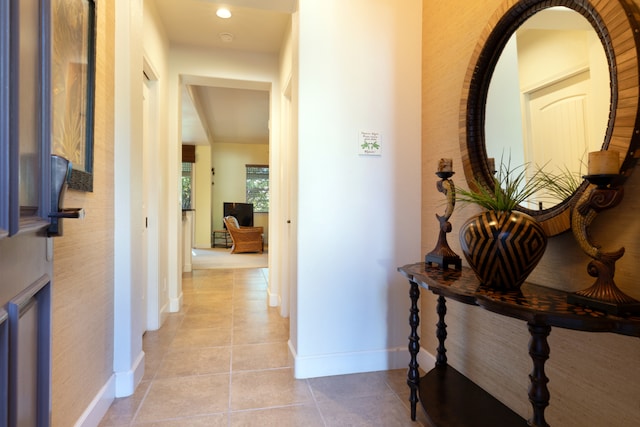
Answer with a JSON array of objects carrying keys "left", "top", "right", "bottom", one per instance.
[{"left": 359, "top": 131, "right": 381, "bottom": 156}]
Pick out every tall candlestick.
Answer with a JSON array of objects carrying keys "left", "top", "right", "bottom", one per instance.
[
  {"left": 588, "top": 151, "right": 620, "bottom": 175},
  {"left": 438, "top": 158, "right": 453, "bottom": 173},
  {"left": 487, "top": 157, "right": 495, "bottom": 174},
  {"left": 425, "top": 171, "right": 461, "bottom": 270}
]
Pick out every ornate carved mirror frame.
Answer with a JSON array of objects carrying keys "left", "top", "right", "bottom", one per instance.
[{"left": 459, "top": 0, "right": 640, "bottom": 236}]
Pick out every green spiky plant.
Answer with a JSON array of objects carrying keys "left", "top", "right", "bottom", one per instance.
[
  {"left": 455, "top": 156, "right": 549, "bottom": 212},
  {"left": 532, "top": 163, "right": 585, "bottom": 204}
]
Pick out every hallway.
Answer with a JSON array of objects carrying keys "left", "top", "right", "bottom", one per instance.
[{"left": 99, "top": 268, "right": 426, "bottom": 426}]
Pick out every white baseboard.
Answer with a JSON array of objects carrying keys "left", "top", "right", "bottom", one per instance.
[
  {"left": 73, "top": 375, "right": 115, "bottom": 427},
  {"left": 289, "top": 341, "right": 437, "bottom": 380},
  {"left": 74, "top": 350, "right": 148, "bottom": 426},
  {"left": 159, "top": 300, "right": 170, "bottom": 326},
  {"left": 418, "top": 347, "right": 436, "bottom": 372},
  {"left": 115, "top": 350, "right": 145, "bottom": 397},
  {"left": 169, "top": 291, "right": 183, "bottom": 312},
  {"left": 290, "top": 341, "right": 411, "bottom": 379},
  {"left": 267, "top": 287, "right": 280, "bottom": 307}
]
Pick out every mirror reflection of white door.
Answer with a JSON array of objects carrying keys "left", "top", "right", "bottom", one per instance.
[{"left": 523, "top": 70, "right": 594, "bottom": 208}]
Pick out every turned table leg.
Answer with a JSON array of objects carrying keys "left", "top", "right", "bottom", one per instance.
[
  {"left": 527, "top": 322, "right": 551, "bottom": 427},
  {"left": 435, "top": 295, "right": 447, "bottom": 367},
  {"left": 407, "top": 280, "right": 421, "bottom": 421}
]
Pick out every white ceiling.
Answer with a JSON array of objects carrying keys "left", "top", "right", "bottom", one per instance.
[
  {"left": 152, "top": 0, "right": 296, "bottom": 145},
  {"left": 196, "top": 85, "right": 270, "bottom": 144}
]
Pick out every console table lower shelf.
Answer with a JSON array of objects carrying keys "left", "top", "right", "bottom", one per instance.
[
  {"left": 418, "top": 365, "right": 527, "bottom": 427},
  {"left": 399, "top": 262, "right": 640, "bottom": 427}
]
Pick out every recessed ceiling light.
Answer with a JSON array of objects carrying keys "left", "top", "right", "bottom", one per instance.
[
  {"left": 216, "top": 8, "right": 232, "bottom": 19},
  {"left": 219, "top": 32, "right": 234, "bottom": 43}
]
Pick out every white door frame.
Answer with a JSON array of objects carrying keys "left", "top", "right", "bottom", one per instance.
[{"left": 143, "top": 57, "right": 163, "bottom": 331}]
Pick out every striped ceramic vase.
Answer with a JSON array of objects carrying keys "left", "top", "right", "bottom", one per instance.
[{"left": 459, "top": 210, "right": 547, "bottom": 290}]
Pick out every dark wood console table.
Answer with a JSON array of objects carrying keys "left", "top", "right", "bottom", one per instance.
[{"left": 398, "top": 262, "right": 640, "bottom": 427}]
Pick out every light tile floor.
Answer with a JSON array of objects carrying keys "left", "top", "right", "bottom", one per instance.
[{"left": 99, "top": 268, "right": 429, "bottom": 426}]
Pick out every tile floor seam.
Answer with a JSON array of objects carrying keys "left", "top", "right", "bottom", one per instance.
[
  {"left": 129, "top": 310, "right": 184, "bottom": 425},
  {"left": 227, "top": 270, "right": 238, "bottom": 420},
  {"left": 229, "top": 402, "right": 313, "bottom": 414},
  {"left": 131, "top": 313, "right": 184, "bottom": 426},
  {"left": 128, "top": 371, "right": 154, "bottom": 426},
  {"left": 305, "top": 377, "right": 329, "bottom": 426}
]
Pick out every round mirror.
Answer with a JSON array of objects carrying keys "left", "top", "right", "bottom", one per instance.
[
  {"left": 486, "top": 7, "right": 610, "bottom": 211},
  {"left": 459, "top": 0, "right": 640, "bottom": 236}
]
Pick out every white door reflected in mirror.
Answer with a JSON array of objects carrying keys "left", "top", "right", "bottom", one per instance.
[{"left": 485, "top": 6, "right": 610, "bottom": 210}]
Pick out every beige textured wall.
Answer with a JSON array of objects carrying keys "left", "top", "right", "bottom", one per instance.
[
  {"left": 421, "top": 1, "right": 640, "bottom": 426},
  {"left": 51, "top": 0, "right": 115, "bottom": 425}
]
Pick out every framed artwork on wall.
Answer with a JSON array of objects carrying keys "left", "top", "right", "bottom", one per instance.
[{"left": 52, "top": 0, "right": 96, "bottom": 191}]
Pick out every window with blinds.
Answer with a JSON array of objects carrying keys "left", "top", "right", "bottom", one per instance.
[{"left": 246, "top": 165, "right": 269, "bottom": 213}]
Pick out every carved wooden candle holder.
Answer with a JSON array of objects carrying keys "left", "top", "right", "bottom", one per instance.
[
  {"left": 568, "top": 174, "right": 640, "bottom": 315},
  {"left": 425, "top": 171, "right": 462, "bottom": 270}
]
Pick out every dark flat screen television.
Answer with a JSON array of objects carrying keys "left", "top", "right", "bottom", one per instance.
[{"left": 223, "top": 202, "right": 254, "bottom": 227}]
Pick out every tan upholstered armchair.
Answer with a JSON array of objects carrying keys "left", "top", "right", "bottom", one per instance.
[{"left": 223, "top": 216, "right": 264, "bottom": 254}]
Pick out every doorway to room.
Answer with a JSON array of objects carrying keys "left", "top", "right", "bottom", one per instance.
[{"left": 177, "top": 75, "right": 291, "bottom": 316}]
